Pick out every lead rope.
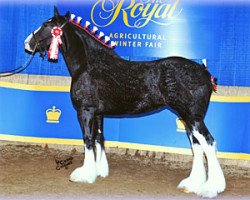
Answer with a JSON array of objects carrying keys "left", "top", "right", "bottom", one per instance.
[
  {"left": 0, "top": 43, "right": 37, "bottom": 78},
  {"left": 0, "top": 20, "right": 68, "bottom": 77}
]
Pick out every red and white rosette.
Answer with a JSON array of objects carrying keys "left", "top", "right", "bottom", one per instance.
[{"left": 48, "top": 26, "right": 63, "bottom": 60}]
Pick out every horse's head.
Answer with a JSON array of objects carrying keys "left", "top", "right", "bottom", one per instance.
[{"left": 24, "top": 7, "right": 69, "bottom": 59}]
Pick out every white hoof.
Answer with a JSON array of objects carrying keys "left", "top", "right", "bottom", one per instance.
[
  {"left": 197, "top": 180, "right": 226, "bottom": 198},
  {"left": 178, "top": 176, "right": 205, "bottom": 194},
  {"left": 96, "top": 151, "right": 109, "bottom": 178}
]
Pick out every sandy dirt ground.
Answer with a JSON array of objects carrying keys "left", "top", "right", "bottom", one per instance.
[{"left": 0, "top": 143, "right": 250, "bottom": 200}]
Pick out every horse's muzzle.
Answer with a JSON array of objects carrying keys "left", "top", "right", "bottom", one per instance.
[{"left": 24, "top": 42, "right": 34, "bottom": 53}]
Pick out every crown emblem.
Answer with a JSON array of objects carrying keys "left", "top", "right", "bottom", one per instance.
[
  {"left": 46, "top": 106, "right": 61, "bottom": 123},
  {"left": 176, "top": 118, "right": 186, "bottom": 132}
]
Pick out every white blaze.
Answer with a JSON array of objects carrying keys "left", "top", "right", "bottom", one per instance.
[{"left": 24, "top": 26, "right": 41, "bottom": 52}]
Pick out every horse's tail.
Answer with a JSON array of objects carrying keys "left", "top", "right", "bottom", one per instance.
[{"left": 202, "top": 58, "right": 217, "bottom": 92}]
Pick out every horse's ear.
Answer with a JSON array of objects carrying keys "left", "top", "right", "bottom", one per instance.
[
  {"left": 65, "top": 11, "right": 70, "bottom": 19},
  {"left": 54, "top": 6, "right": 60, "bottom": 18}
]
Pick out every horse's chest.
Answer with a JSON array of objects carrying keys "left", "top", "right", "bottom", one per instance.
[{"left": 70, "top": 74, "right": 99, "bottom": 105}]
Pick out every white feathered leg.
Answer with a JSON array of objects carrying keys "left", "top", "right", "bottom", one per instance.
[
  {"left": 70, "top": 147, "right": 97, "bottom": 183},
  {"left": 193, "top": 129, "right": 226, "bottom": 198},
  {"left": 178, "top": 143, "right": 206, "bottom": 193},
  {"left": 96, "top": 142, "right": 109, "bottom": 177}
]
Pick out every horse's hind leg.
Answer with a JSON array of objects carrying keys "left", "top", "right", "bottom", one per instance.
[
  {"left": 178, "top": 133, "right": 206, "bottom": 194},
  {"left": 191, "top": 120, "right": 226, "bottom": 198},
  {"left": 95, "top": 115, "right": 109, "bottom": 178},
  {"left": 178, "top": 122, "right": 207, "bottom": 194}
]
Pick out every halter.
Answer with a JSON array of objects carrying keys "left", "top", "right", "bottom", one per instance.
[
  {"left": 32, "top": 31, "right": 47, "bottom": 58},
  {"left": 34, "top": 16, "right": 116, "bottom": 61},
  {"left": 0, "top": 21, "right": 68, "bottom": 77},
  {"left": 0, "top": 16, "right": 115, "bottom": 76},
  {"left": 32, "top": 21, "right": 68, "bottom": 60}
]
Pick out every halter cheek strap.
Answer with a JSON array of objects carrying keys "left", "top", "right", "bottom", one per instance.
[{"left": 32, "top": 32, "right": 46, "bottom": 58}]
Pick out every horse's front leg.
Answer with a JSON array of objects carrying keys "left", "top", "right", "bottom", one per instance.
[
  {"left": 95, "top": 115, "right": 109, "bottom": 178},
  {"left": 70, "top": 107, "right": 97, "bottom": 183}
]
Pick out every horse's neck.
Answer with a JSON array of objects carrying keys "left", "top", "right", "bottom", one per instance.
[
  {"left": 61, "top": 24, "right": 88, "bottom": 77},
  {"left": 61, "top": 23, "right": 121, "bottom": 78}
]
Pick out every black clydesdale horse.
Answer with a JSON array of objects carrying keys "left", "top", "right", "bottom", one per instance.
[{"left": 24, "top": 7, "right": 225, "bottom": 198}]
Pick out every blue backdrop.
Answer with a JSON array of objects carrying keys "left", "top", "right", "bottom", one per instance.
[
  {"left": 0, "top": 1, "right": 250, "bottom": 157},
  {"left": 0, "top": 0, "right": 250, "bottom": 86},
  {"left": 0, "top": 86, "right": 249, "bottom": 154}
]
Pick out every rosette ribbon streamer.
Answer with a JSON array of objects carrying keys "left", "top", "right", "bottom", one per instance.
[{"left": 48, "top": 26, "right": 63, "bottom": 60}]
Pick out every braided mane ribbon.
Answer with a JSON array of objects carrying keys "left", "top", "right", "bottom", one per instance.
[{"left": 48, "top": 27, "right": 63, "bottom": 60}]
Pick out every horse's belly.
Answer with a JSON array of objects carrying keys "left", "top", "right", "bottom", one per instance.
[{"left": 101, "top": 96, "right": 166, "bottom": 115}]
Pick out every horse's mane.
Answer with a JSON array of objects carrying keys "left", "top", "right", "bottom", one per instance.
[{"left": 69, "top": 20, "right": 121, "bottom": 59}]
